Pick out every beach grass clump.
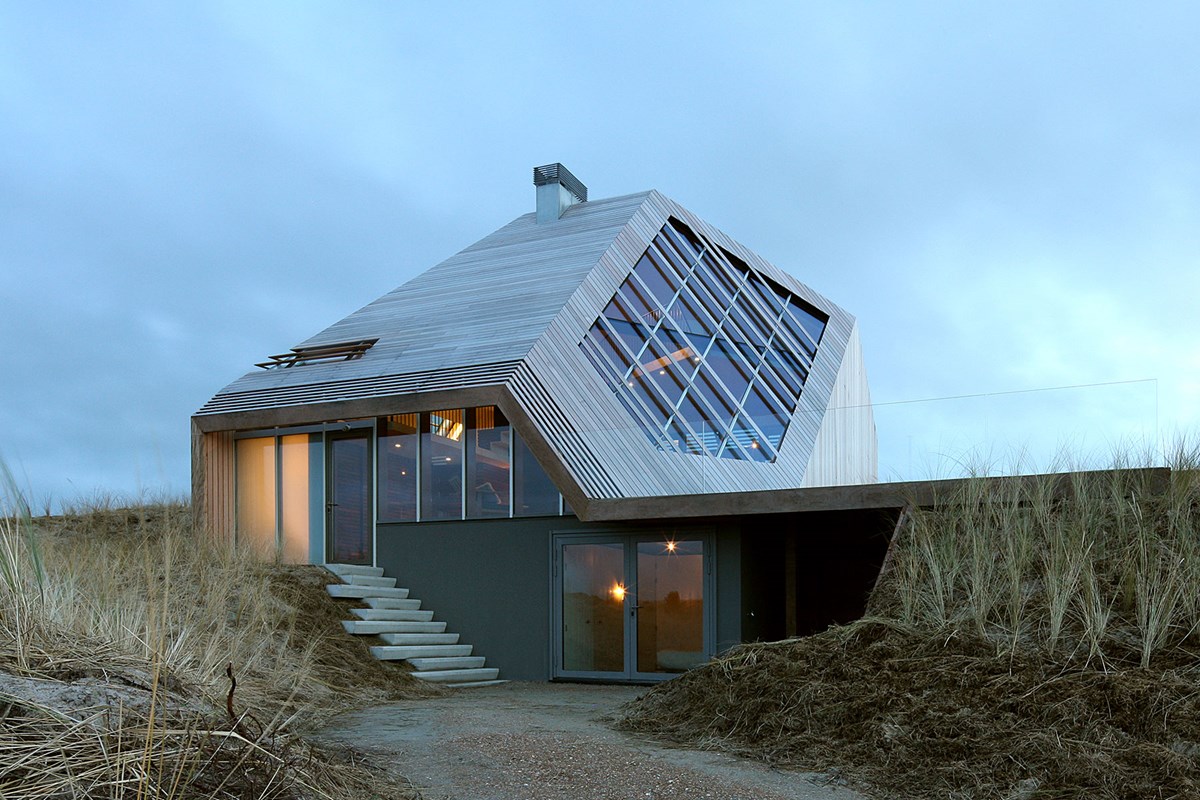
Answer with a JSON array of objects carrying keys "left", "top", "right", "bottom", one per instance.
[
  {"left": 872, "top": 447, "right": 1200, "bottom": 667},
  {"left": 620, "top": 443, "right": 1200, "bottom": 799},
  {"left": 0, "top": 462, "right": 423, "bottom": 798}
]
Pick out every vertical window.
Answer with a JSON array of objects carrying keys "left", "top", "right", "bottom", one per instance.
[
  {"left": 377, "top": 414, "right": 418, "bottom": 522},
  {"left": 422, "top": 409, "right": 464, "bottom": 520},
  {"left": 279, "top": 434, "right": 320, "bottom": 563},
  {"left": 513, "top": 431, "right": 560, "bottom": 517},
  {"left": 467, "top": 406, "right": 511, "bottom": 519},
  {"left": 236, "top": 433, "right": 322, "bottom": 563},
  {"left": 236, "top": 437, "right": 276, "bottom": 557}
]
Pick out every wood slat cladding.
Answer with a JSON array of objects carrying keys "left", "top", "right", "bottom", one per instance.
[
  {"left": 800, "top": 323, "right": 878, "bottom": 486},
  {"left": 517, "top": 190, "right": 863, "bottom": 500},
  {"left": 196, "top": 361, "right": 521, "bottom": 417},
  {"left": 191, "top": 427, "right": 235, "bottom": 543},
  {"left": 194, "top": 184, "right": 876, "bottom": 507}
]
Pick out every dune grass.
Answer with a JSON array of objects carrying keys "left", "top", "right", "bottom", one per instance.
[
  {"left": 621, "top": 443, "right": 1200, "bottom": 798},
  {"left": 873, "top": 442, "right": 1200, "bottom": 668},
  {"left": 0, "top": 462, "right": 422, "bottom": 799}
]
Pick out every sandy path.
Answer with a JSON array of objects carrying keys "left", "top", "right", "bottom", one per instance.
[{"left": 313, "top": 681, "right": 868, "bottom": 800}]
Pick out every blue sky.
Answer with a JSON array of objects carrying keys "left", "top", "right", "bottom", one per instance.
[{"left": 2, "top": 2, "right": 1197, "bottom": 506}]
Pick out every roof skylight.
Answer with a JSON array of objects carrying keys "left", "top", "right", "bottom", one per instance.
[{"left": 256, "top": 339, "right": 378, "bottom": 369}]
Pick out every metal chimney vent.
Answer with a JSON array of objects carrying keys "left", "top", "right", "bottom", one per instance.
[{"left": 533, "top": 163, "right": 587, "bottom": 202}]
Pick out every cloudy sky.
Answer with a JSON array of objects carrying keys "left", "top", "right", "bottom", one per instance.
[{"left": 2, "top": 2, "right": 1197, "bottom": 507}]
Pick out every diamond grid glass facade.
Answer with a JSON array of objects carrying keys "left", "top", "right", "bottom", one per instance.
[{"left": 581, "top": 219, "right": 827, "bottom": 462}]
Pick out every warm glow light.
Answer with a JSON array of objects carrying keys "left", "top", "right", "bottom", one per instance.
[
  {"left": 751, "top": 441, "right": 759, "bottom": 449},
  {"left": 665, "top": 540, "right": 677, "bottom": 553},
  {"left": 610, "top": 583, "right": 626, "bottom": 601}
]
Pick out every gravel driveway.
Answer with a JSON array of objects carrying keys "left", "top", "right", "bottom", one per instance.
[{"left": 313, "top": 681, "right": 868, "bottom": 800}]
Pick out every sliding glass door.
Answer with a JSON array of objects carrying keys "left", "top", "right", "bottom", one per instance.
[{"left": 553, "top": 533, "right": 711, "bottom": 681}]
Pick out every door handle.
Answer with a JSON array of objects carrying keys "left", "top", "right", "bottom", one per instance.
[{"left": 326, "top": 502, "right": 339, "bottom": 510}]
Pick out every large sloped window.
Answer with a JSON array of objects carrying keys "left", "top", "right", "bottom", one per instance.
[{"left": 580, "top": 218, "right": 827, "bottom": 463}]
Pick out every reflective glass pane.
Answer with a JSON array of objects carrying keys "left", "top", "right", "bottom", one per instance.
[
  {"left": 421, "top": 409, "right": 463, "bottom": 521},
  {"left": 665, "top": 219, "right": 703, "bottom": 262},
  {"left": 692, "top": 370, "right": 738, "bottom": 427},
  {"left": 608, "top": 318, "right": 652, "bottom": 365},
  {"left": 627, "top": 374, "right": 673, "bottom": 429},
  {"left": 786, "top": 295, "right": 828, "bottom": 353},
  {"left": 618, "top": 276, "right": 660, "bottom": 326},
  {"left": 328, "top": 434, "right": 371, "bottom": 564},
  {"left": 467, "top": 406, "right": 510, "bottom": 519},
  {"left": 601, "top": 294, "right": 638, "bottom": 324},
  {"left": 765, "top": 350, "right": 804, "bottom": 397},
  {"left": 658, "top": 326, "right": 700, "bottom": 379},
  {"left": 747, "top": 276, "right": 784, "bottom": 319},
  {"left": 586, "top": 324, "right": 633, "bottom": 375},
  {"left": 562, "top": 542, "right": 625, "bottom": 672},
  {"left": 667, "top": 285, "right": 717, "bottom": 337},
  {"left": 700, "top": 249, "right": 742, "bottom": 296},
  {"left": 637, "top": 539, "right": 705, "bottom": 674},
  {"left": 740, "top": 384, "right": 790, "bottom": 448},
  {"left": 756, "top": 359, "right": 799, "bottom": 414},
  {"left": 658, "top": 227, "right": 698, "bottom": 276},
  {"left": 642, "top": 248, "right": 684, "bottom": 301},
  {"left": 691, "top": 257, "right": 735, "bottom": 314},
  {"left": 666, "top": 418, "right": 705, "bottom": 455},
  {"left": 726, "top": 415, "right": 773, "bottom": 463},
  {"left": 707, "top": 339, "right": 753, "bottom": 404},
  {"left": 378, "top": 414, "right": 418, "bottom": 522},
  {"left": 724, "top": 302, "right": 771, "bottom": 348},
  {"left": 513, "top": 432, "right": 560, "bottom": 517}
]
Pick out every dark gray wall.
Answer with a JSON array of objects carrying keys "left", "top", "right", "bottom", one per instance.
[
  {"left": 376, "top": 508, "right": 895, "bottom": 681},
  {"left": 377, "top": 515, "right": 746, "bottom": 681}
]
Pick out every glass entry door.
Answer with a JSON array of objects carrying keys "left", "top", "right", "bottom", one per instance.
[
  {"left": 326, "top": 431, "right": 372, "bottom": 565},
  {"left": 554, "top": 534, "right": 711, "bottom": 681}
]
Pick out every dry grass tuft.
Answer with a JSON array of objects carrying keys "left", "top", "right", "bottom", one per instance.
[
  {"left": 0, "top": 463, "right": 426, "bottom": 798},
  {"left": 621, "top": 447, "right": 1200, "bottom": 799},
  {"left": 620, "top": 619, "right": 1200, "bottom": 799}
]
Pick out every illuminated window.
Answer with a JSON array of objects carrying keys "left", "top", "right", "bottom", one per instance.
[
  {"left": 378, "top": 414, "right": 418, "bottom": 522},
  {"left": 580, "top": 219, "right": 827, "bottom": 462}
]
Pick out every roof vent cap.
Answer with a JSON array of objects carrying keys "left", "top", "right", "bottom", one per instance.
[{"left": 533, "top": 163, "right": 587, "bottom": 223}]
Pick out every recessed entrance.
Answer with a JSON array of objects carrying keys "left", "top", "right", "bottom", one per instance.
[{"left": 553, "top": 533, "right": 712, "bottom": 681}]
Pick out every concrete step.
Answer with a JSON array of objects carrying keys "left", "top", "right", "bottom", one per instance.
[
  {"left": 407, "top": 656, "right": 485, "bottom": 671},
  {"left": 370, "top": 644, "right": 473, "bottom": 660},
  {"left": 379, "top": 632, "right": 460, "bottom": 645},
  {"left": 326, "top": 585, "right": 409, "bottom": 600},
  {"left": 365, "top": 597, "right": 421, "bottom": 610},
  {"left": 343, "top": 575, "right": 397, "bottom": 588},
  {"left": 324, "top": 564, "right": 384, "bottom": 578},
  {"left": 453, "top": 680, "right": 509, "bottom": 688},
  {"left": 411, "top": 667, "right": 500, "bottom": 683},
  {"left": 342, "top": 620, "right": 447, "bottom": 635},
  {"left": 350, "top": 608, "right": 435, "bottom": 622}
]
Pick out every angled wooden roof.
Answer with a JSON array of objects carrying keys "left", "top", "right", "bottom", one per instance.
[{"left": 196, "top": 185, "right": 876, "bottom": 501}]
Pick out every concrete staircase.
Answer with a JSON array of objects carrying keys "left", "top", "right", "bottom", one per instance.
[{"left": 324, "top": 563, "right": 503, "bottom": 687}]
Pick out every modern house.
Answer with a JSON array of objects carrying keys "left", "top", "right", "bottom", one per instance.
[{"left": 192, "top": 165, "right": 887, "bottom": 683}]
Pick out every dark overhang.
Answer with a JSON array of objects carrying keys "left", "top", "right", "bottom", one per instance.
[{"left": 576, "top": 468, "right": 1173, "bottom": 522}]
